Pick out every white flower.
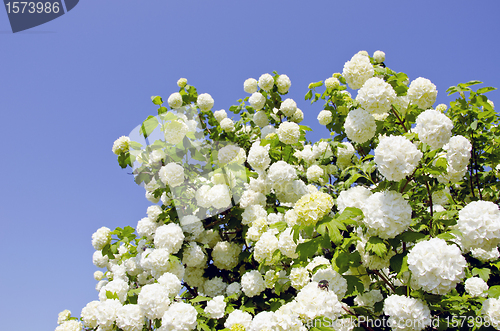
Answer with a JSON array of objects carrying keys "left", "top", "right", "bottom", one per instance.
[
  {"left": 253, "top": 111, "right": 269, "bottom": 128},
  {"left": 361, "top": 191, "right": 412, "bottom": 239},
  {"left": 99, "top": 278, "right": 129, "bottom": 303},
  {"left": 278, "top": 228, "right": 299, "bottom": 258},
  {"left": 160, "top": 302, "right": 197, "bottom": 331},
  {"left": 145, "top": 190, "right": 160, "bottom": 203},
  {"left": 182, "top": 242, "right": 207, "bottom": 268},
  {"left": 137, "top": 217, "right": 158, "bottom": 240},
  {"left": 244, "top": 78, "right": 258, "bottom": 94},
  {"left": 92, "top": 251, "right": 108, "bottom": 268},
  {"left": 342, "top": 53, "right": 374, "bottom": 90},
  {"left": 383, "top": 294, "right": 431, "bottom": 331},
  {"left": 325, "top": 77, "right": 340, "bottom": 89},
  {"left": 55, "top": 320, "right": 82, "bottom": 331},
  {"left": 290, "top": 267, "right": 310, "bottom": 290},
  {"left": 218, "top": 145, "right": 245, "bottom": 165},
  {"left": 197, "top": 93, "right": 214, "bottom": 111},
  {"left": 291, "top": 108, "right": 304, "bottom": 123},
  {"left": 96, "top": 299, "right": 122, "bottom": 330},
  {"left": 414, "top": 109, "right": 453, "bottom": 150},
  {"left": 407, "top": 77, "right": 438, "bottom": 109},
  {"left": 356, "top": 77, "right": 396, "bottom": 116},
  {"left": 345, "top": 108, "right": 376, "bottom": 144},
  {"left": 163, "top": 120, "right": 188, "bottom": 145},
  {"left": 317, "top": 110, "right": 333, "bottom": 125},
  {"left": 311, "top": 267, "right": 348, "bottom": 299},
  {"left": 294, "top": 191, "right": 334, "bottom": 227},
  {"left": 159, "top": 163, "right": 184, "bottom": 187},
  {"left": 267, "top": 160, "right": 297, "bottom": 189},
  {"left": 457, "top": 200, "right": 500, "bottom": 251},
  {"left": 471, "top": 247, "right": 500, "bottom": 262},
  {"left": 306, "top": 165, "right": 324, "bottom": 183},
  {"left": 277, "top": 121, "right": 300, "bottom": 145},
  {"left": 393, "top": 95, "right": 410, "bottom": 116},
  {"left": 242, "top": 204, "right": 267, "bottom": 225},
  {"left": 337, "top": 142, "right": 355, "bottom": 170},
  {"left": 57, "top": 310, "right": 71, "bottom": 325},
  {"left": 204, "top": 277, "right": 227, "bottom": 297},
  {"left": 177, "top": 78, "right": 187, "bottom": 87},
  {"left": 112, "top": 136, "right": 130, "bottom": 155},
  {"left": 280, "top": 98, "right": 297, "bottom": 117},
  {"left": 436, "top": 103, "right": 448, "bottom": 112},
  {"left": 168, "top": 92, "right": 183, "bottom": 109},
  {"left": 212, "top": 241, "right": 241, "bottom": 270},
  {"left": 276, "top": 74, "right": 292, "bottom": 93},
  {"left": 220, "top": 118, "right": 235, "bottom": 132},
  {"left": 407, "top": 238, "right": 466, "bottom": 295},
  {"left": 241, "top": 270, "right": 266, "bottom": 297},
  {"left": 254, "top": 229, "right": 279, "bottom": 264},
  {"left": 249, "top": 92, "right": 266, "bottom": 110},
  {"left": 115, "top": 304, "right": 144, "bottom": 331},
  {"left": 180, "top": 215, "right": 204, "bottom": 240},
  {"left": 92, "top": 227, "right": 111, "bottom": 250},
  {"left": 374, "top": 135, "right": 422, "bottom": 182},
  {"left": 482, "top": 298, "right": 500, "bottom": 329},
  {"left": 138, "top": 283, "right": 171, "bottom": 320},
  {"left": 249, "top": 311, "right": 278, "bottom": 331},
  {"left": 204, "top": 296, "right": 226, "bottom": 319},
  {"left": 240, "top": 189, "right": 266, "bottom": 208},
  {"left": 336, "top": 186, "right": 372, "bottom": 213},
  {"left": 226, "top": 282, "right": 241, "bottom": 297},
  {"left": 295, "top": 282, "right": 344, "bottom": 320},
  {"left": 94, "top": 270, "right": 104, "bottom": 281},
  {"left": 354, "top": 289, "right": 383, "bottom": 308},
  {"left": 373, "top": 50, "right": 385, "bottom": 63},
  {"left": 147, "top": 205, "right": 162, "bottom": 221},
  {"left": 225, "top": 310, "right": 253, "bottom": 330},
  {"left": 261, "top": 124, "right": 276, "bottom": 139},
  {"left": 213, "top": 109, "right": 227, "bottom": 123},
  {"left": 258, "top": 73, "right": 274, "bottom": 91},
  {"left": 81, "top": 301, "right": 100, "bottom": 329},
  {"left": 154, "top": 223, "right": 185, "bottom": 253},
  {"left": 465, "top": 277, "right": 489, "bottom": 297},
  {"left": 157, "top": 272, "right": 182, "bottom": 297}
]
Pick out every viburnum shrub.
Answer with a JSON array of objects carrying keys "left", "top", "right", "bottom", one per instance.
[{"left": 56, "top": 50, "right": 500, "bottom": 331}]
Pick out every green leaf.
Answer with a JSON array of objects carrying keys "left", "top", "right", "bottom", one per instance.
[
  {"left": 472, "top": 268, "right": 491, "bottom": 281},
  {"left": 336, "top": 251, "right": 351, "bottom": 274},
  {"left": 489, "top": 286, "right": 500, "bottom": 299},
  {"left": 461, "top": 80, "right": 483, "bottom": 88},
  {"left": 269, "top": 221, "right": 287, "bottom": 232},
  {"left": 151, "top": 96, "right": 163, "bottom": 105},
  {"left": 477, "top": 86, "right": 497, "bottom": 94},
  {"left": 365, "top": 237, "right": 387, "bottom": 258},
  {"left": 106, "top": 291, "right": 119, "bottom": 300},
  {"left": 390, "top": 253, "right": 407, "bottom": 276},
  {"left": 158, "top": 106, "right": 168, "bottom": 115},
  {"left": 297, "top": 238, "right": 321, "bottom": 260},
  {"left": 398, "top": 231, "right": 427, "bottom": 243},
  {"left": 305, "top": 90, "right": 313, "bottom": 101},
  {"left": 129, "top": 141, "right": 142, "bottom": 150},
  {"left": 141, "top": 115, "right": 159, "bottom": 138},
  {"left": 190, "top": 296, "right": 211, "bottom": 303},
  {"left": 344, "top": 275, "right": 364, "bottom": 296},
  {"left": 117, "top": 152, "right": 132, "bottom": 169}
]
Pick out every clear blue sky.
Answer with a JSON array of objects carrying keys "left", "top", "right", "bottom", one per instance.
[{"left": 1, "top": 1, "right": 499, "bottom": 330}]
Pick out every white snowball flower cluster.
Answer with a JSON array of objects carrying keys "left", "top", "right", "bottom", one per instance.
[
  {"left": 203, "top": 277, "right": 228, "bottom": 297},
  {"left": 179, "top": 215, "right": 204, "bottom": 240},
  {"left": 226, "top": 282, "right": 241, "bottom": 297},
  {"left": 249, "top": 92, "right": 266, "bottom": 110},
  {"left": 182, "top": 242, "right": 207, "bottom": 268},
  {"left": 55, "top": 320, "right": 83, "bottom": 331},
  {"left": 354, "top": 289, "right": 383, "bottom": 308},
  {"left": 159, "top": 163, "right": 184, "bottom": 187},
  {"left": 345, "top": 108, "right": 376, "bottom": 144},
  {"left": 336, "top": 185, "right": 372, "bottom": 213},
  {"left": 254, "top": 229, "right": 279, "bottom": 264},
  {"left": 439, "top": 135, "right": 472, "bottom": 183},
  {"left": 136, "top": 217, "right": 158, "bottom": 239},
  {"left": 212, "top": 241, "right": 241, "bottom": 270},
  {"left": 294, "top": 191, "right": 334, "bottom": 226},
  {"left": 204, "top": 296, "right": 226, "bottom": 319},
  {"left": 311, "top": 267, "right": 348, "bottom": 299},
  {"left": 244, "top": 78, "right": 258, "bottom": 94},
  {"left": 57, "top": 309, "right": 71, "bottom": 325},
  {"left": 465, "top": 277, "right": 488, "bottom": 297},
  {"left": 81, "top": 301, "right": 100, "bottom": 329},
  {"left": 361, "top": 191, "right": 412, "bottom": 239},
  {"left": 342, "top": 53, "right": 374, "bottom": 89},
  {"left": 356, "top": 77, "right": 396, "bottom": 115},
  {"left": 163, "top": 120, "right": 188, "bottom": 145},
  {"left": 218, "top": 145, "right": 245, "bottom": 165},
  {"left": 267, "top": 160, "right": 297, "bottom": 190},
  {"left": 96, "top": 299, "right": 122, "bottom": 330},
  {"left": 407, "top": 77, "right": 437, "bottom": 110},
  {"left": 197, "top": 93, "right": 214, "bottom": 111},
  {"left": 472, "top": 247, "right": 500, "bottom": 262},
  {"left": 337, "top": 141, "right": 355, "bottom": 169},
  {"left": 356, "top": 231, "right": 395, "bottom": 270},
  {"left": 373, "top": 50, "right": 385, "bottom": 63},
  {"left": 317, "top": 109, "right": 333, "bottom": 125},
  {"left": 177, "top": 78, "right": 187, "bottom": 87},
  {"left": 290, "top": 267, "right": 310, "bottom": 290},
  {"left": 147, "top": 205, "right": 162, "bottom": 221},
  {"left": 220, "top": 118, "right": 235, "bottom": 132},
  {"left": 383, "top": 294, "right": 431, "bottom": 331},
  {"left": 116, "top": 304, "right": 144, "bottom": 331},
  {"left": 92, "top": 226, "right": 111, "bottom": 250},
  {"left": 159, "top": 302, "right": 197, "bottom": 331},
  {"left": 99, "top": 278, "right": 129, "bottom": 303},
  {"left": 154, "top": 223, "right": 185, "bottom": 253},
  {"left": 457, "top": 200, "right": 500, "bottom": 251},
  {"left": 258, "top": 73, "right": 274, "bottom": 91},
  {"left": 112, "top": 136, "right": 131, "bottom": 155},
  {"left": 247, "top": 141, "right": 271, "bottom": 173},
  {"left": 295, "top": 282, "right": 344, "bottom": 320},
  {"left": 414, "top": 109, "right": 453, "bottom": 150},
  {"left": 224, "top": 310, "right": 253, "bottom": 330},
  {"left": 138, "top": 283, "right": 171, "bottom": 320},
  {"left": 374, "top": 135, "right": 422, "bottom": 181},
  {"left": 306, "top": 165, "right": 324, "bottom": 183},
  {"left": 252, "top": 111, "right": 269, "bottom": 128},
  {"left": 407, "top": 238, "right": 466, "bottom": 295},
  {"left": 213, "top": 109, "right": 227, "bottom": 123},
  {"left": 279, "top": 98, "right": 297, "bottom": 117},
  {"left": 278, "top": 228, "right": 300, "bottom": 258},
  {"left": 241, "top": 270, "right": 266, "bottom": 297},
  {"left": 482, "top": 298, "right": 500, "bottom": 329},
  {"left": 325, "top": 77, "right": 340, "bottom": 89},
  {"left": 168, "top": 92, "right": 183, "bottom": 109},
  {"left": 276, "top": 74, "right": 291, "bottom": 93},
  {"left": 260, "top": 124, "right": 276, "bottom": 139}
]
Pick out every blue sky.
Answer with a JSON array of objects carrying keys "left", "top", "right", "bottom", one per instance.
[{"left": 1, "top": 1, "right": 500, "bottom": 330}]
